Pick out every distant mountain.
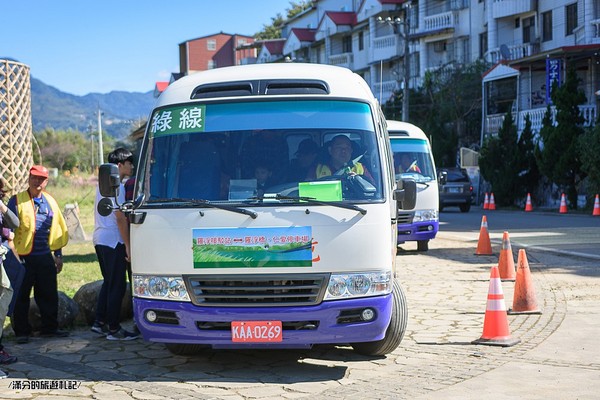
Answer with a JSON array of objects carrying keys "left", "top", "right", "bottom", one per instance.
[{"left": 30, "top": 77, "right": 156, "bottom": 139}]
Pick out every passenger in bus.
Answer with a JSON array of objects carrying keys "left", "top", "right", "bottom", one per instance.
[
  {"left": 288, "top": 139, "right": 319, "bottom": 182},
  {"left": 254, "top": 162, "right": 273, "bottom": 197},
  {"left": 308, "top": 135, "right": 372, "bottom": 181},
  {"left": 240, "top": 130, "right": 288, "bottom": 184},
  {"left": 399, "top": 154, "right": 421, "bottom": 173}
]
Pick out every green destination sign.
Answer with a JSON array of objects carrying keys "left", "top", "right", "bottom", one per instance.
[{"left": 150, "top": 105, "right": 206, "bottom": 137}]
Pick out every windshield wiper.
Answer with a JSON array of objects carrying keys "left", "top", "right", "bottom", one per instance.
[
  {"left": 250, "top": 194, "right": 367, "bottom": 215},
  {"left": 149, "top": 198, "right": 257, "bottom": 219}
]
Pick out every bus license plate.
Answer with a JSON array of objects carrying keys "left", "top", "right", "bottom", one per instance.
[{"left": 231, "top": 321, "right": 283, "bottom": 343}]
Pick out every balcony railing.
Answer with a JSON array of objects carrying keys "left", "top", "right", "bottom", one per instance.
[
  {"left": 487, "top": 42, "right": 539, "bottom": 64},
  {"left": 591, "top": 18, "right": 600, "bottom": 38},
  {"left": 492, "top": 0, "right": 535, "bottom": 19},
  {"left": 485, "top": 105, "right": 597, "bottom": 136},
  {"left": 329, "top": 53, "right": 354, "bottom": 69},
  {"left": 423, "top": 11, "right": 456, "bottom": 32},
  {"left": 372, "top": 34, "right": 400, "bottom": 63},
  {"left": 373, "top": 79, "right": 399, "bottom": 103}
]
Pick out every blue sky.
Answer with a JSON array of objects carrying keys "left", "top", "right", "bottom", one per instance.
[{"left": 2, "top": 1, "right": 289, "bottom": 96}]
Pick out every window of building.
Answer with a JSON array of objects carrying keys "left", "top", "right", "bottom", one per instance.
[
  {"left": 342, "top": 36, "right": 352, "bottom": 53},
  {"left": 207, "top": 39, "right": 217, "bottom": 51},
  {"left": 566, "top": 3, "right": 578, "bottom": 36},
  {"left": 358, "top": 31, "right": 364, "bottom": 51},
  {"left": 479, "top": 32, "right": 488, "bottom": 59},
  {"left": 238, "top": 39, "right": 247, "bottom": 46},
  {"left": 523, "top": 16, "right": 535, "bottom": 43},
  {"left": 433, "top": 41, "right": 446, "bottom": 53},
  {"left": 208, "top": 60, "right": 216, "bottom": 69},
  {"left": 542, "top": 11, "right": 553, "bottom": 42}
]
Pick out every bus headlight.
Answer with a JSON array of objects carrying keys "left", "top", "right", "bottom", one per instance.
[
  {"left": 324, "top": 271, "right": 392, "bottom": 300},
  {"left": 413, "top": 209, "right": 438, "bottom": 222},
  {"left": 133, "top": 275, "right": 190, "bottom": 301}
]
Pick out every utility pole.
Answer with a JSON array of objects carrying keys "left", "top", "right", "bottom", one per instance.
[
  {"left": 89, "top": 123, "right": 94, "bottom": 170},
  {"left": 402, "top": 12, "right": 410, "bottom": 123},
  {"left": 377, "top": 6, "right": 411, "bottom": 122},
  {"left": 97, "top": 106, "right": 104, "bottom": 164}
]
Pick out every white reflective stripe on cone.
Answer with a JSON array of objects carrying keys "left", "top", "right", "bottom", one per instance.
[
  {"left": 487, "top": 299, "right": 507, "bottom": 311},
  {"left": 488, "top": 278, "right": 503, "bottom": 295}
]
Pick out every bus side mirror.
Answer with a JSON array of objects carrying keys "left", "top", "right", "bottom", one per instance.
[
  {"left": 394, "top": 178, "right": 416, "bottom": 210},
  {"left": 97, "top": 197, "right": 115, "bottom": 217},
  {"left": 438, "top": 170, "right": 448, "bottom": 185},
  {"left": 99, "top": 163, "right": 120, "bottom": 198}
]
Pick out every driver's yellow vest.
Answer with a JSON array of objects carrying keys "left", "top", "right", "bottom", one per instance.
[
  {"left": 315, "top": 162, "right": 365, "bottom": 179},
  {"left": 14, "top": 191, "right": 69, "bottom": 256}
]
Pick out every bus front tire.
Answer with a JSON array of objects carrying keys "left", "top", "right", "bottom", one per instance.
[{"left": 350, "top": 280, "right": 408, "bottom": 356}]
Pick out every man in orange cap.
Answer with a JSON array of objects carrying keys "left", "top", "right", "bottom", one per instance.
[{"left": 7, "top": 165, "right": 69, "bottom": 344}]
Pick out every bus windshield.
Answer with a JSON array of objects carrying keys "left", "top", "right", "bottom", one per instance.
[
  {"left": 136, "top": 100, "right": 384, "bottom": 204},
  {"left": 390, "top": 138, "right": 435, "bottom": 183}
]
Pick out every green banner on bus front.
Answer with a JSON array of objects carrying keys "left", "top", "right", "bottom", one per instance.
[
  {"left": 150, "top": 105, "right": 206, "bottom": 137},
  {"left": 192, "top": 226, "right": 313, "bottom": 268}
]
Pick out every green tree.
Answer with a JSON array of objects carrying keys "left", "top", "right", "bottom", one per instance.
[
  {"left": 34, "top": 128, "right": 115, "bottom": 173},
  {"left": 516, "top": 114, "right": 541, "bottom": 200},
  {"left": 254, "top": 1, "right": 314, "bottom": 40},
  {"left": 255, "top": 14, "right": 284, "bottom": 40},
  {"left": 579, "top": 124, "right": 600, "bottom": 206},
  {"left": 384, "top": 61, "right": 488, "bottom": 167},
  {"left": 535, "top": 67, "right": 587, "bottom": 209},
  {"left": 479, "top": 110, "right": 521, "bottom": 206}
]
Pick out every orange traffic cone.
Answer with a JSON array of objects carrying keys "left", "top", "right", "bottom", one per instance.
[
  {"left": 498, "top": 231, "right": 516, "bottom": 281},
  {"left": 488, "top": 193, "right": 496, "bottom": 211},
  {"left": 508, "top": 249, "right": 542, "bottom": 315},
  {"left": 593, "top": 194, "right": 600, "bottom": 217},
  {"left": 483, "top": 192, "right": 489, "bottom": 210},
  {"left": 525, "top": 193, "right": 533, "bottom": 212},
  {"left": 472, "top": 265, "right": 520, "bottom": 347},
  {"left": 475, "top": 215, "right": 493, "bottom": 255},
  {"left": 559, "top": 193, "right": 568, "bottom": 214}
]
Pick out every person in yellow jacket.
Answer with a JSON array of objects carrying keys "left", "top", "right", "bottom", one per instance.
[
  {"left": 307, "top": 135, "right": 373, "bottom": 182},
  {"left": 7, "top": 165, "right": 69, "bottom": 344}
]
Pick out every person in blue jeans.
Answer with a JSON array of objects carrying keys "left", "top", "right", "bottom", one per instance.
[
  {"left": 91, "top": 148, "right": 139, "bottom": 341},
  {"left": 7, "top": 165, "right": 69, "bottom": 345}
]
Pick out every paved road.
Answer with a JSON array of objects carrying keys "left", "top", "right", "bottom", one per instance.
[
  {"left": 439, "top": 206, "right": 600, "bottom": 259},
  {"left": 1, "top": 231, "right": 598, "bottom": 399}
]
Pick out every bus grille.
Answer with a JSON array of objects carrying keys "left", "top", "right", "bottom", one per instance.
[
  {"left": 185, "top": 274, "right": 329, "bottom": 307},
  {"left": 397, "top": 212, "right": 414, "bottom": 224}
]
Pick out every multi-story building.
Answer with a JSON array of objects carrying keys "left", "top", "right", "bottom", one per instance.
[
  {"left": 246, "top": 0, "right": 599, "bottom": 143},
  {"left": 178, "top": 32, "right": 256, "bottom": 75},
  {"left": 163, "top": 1, "right": 599, "bottom": 146},
  {"left": 480, "top": 0, "right": 599, "bottom": 143}
]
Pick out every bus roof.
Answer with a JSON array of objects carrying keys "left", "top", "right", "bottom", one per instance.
[
  {"left": 386, "top": 120, "right": 428, "bottom": 141},
  {"left": 156, "top": 63, "right": 377, "bottom": 106}
]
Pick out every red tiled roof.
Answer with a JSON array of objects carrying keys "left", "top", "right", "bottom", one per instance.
[
  {"left": 155, "top": 81, "right": 169, "bottom": 92},
  {"left": 291, "top": 28, "right": 316, "bottom": 42},
  {"left": 325, "top": 11, "right": 357, "bottom": 26},
  {"left": 264, "top": 40, "right": 285, "bottom": 55}
]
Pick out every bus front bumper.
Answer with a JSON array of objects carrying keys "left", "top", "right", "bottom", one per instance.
[
  {"left": 134, "top": 295, "right": 393, "bottom": 349},
  {"left": 397, "top": 221, "right": 438, "bottom": 244}
]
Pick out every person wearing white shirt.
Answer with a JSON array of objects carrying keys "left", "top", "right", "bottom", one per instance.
[{"left": 91, "top": 148, "right": 138, "bottom": 341}]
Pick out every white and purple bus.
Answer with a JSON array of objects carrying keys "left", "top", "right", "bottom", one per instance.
[
  {"left": 98, "top": 63, "right": 416, "bottom": 356},
  {"left": 388, "top": 120, "right": 440, "bottom": 251}
]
